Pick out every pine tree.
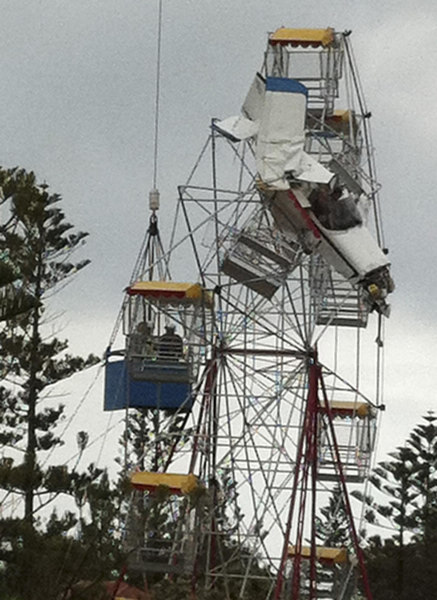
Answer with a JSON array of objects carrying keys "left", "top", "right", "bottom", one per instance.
[
  {"left": 352, "top": 445, "right": 418, "bottom": 599},
  {"left": 0, "top": 168, "right": 107, "bottom": 600},
  {"left": 403, "top": 412, "right": 437, "bottom": 594},
  {"left": 313, "top": 487, "right": 357, "bottom": 600},
  {"left": 407, "top": 412, "right": 437, "bottom": 545},
  {"left": 0, "top": 168, "right": 40, "bottom": 324},
  {"left": 316, "top": 485, "right": 350, "bottom": 547},
  {"left": 353, "top": 413, "right": 437, "bottom": 599},
  {"left": 0, "top": 167, "right": 99, "bottom": 525}
]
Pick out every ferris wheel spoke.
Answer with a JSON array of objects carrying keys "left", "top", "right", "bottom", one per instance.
[{"left": 216, "top": 359, "right": 292, "bottom": 539}]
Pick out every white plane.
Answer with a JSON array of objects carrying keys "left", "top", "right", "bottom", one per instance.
[{"left": 215, "top": 73, "right": 394, "bottom": 316}]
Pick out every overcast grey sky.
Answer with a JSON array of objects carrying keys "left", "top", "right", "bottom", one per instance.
[{"left": 1, "top": 0, "right": 436, "bottom": 469}]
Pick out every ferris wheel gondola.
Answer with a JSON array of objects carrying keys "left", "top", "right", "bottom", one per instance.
[{"left": 104, "top": 280, "right": 212, "bottom": 411}]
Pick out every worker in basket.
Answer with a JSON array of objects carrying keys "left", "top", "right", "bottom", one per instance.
[{"left": 158, "top": 325, "right": 183, "bottom": 361}]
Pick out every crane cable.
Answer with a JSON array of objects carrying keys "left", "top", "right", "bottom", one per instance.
[
  {"left": 107, "top": 0, "right": 164, "bottom": 350},
  {"left": 152, "top": 0, "right": 163, "bottom": 191}
]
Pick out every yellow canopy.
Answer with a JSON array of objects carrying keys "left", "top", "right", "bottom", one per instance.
[
  {"left": 131, "top": 471, "right": 199, "bottom": 495},
  {"left": 127, "top": 281, "right": 213, "bottom": 308},
  {"left": 321, "top": 400, "right": 372, "bottom": 419},
  {"left": 325, "top": 109, "right": 356, "bottom": 134},
  {"left": 332, "top": 109, "right": 351, "bottom": 121},
  {"left": 270, "top": 28, "right": 334, "bottom": 47},
  {"left": 288, "top": 545, "right": 348, "bottom": 564}
]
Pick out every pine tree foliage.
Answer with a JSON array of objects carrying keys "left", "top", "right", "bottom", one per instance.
[
  {"left": 407, "top": 413, "right": 437, "bottom": 544},
  {"left": 0, "top": 167, "right": 99, "bottom": 526},
  {"left": 0, "top": 167, "right": 111, "bottom": 600},
  {"left": 315, "top": 485, "right": 350, "bottom": 547},
  {"left": 0, "top": 167, "right": 133, "bottom": 599},
  {"left": 0, "top": 168, "right": 39, "bottom": 324},
  {"left": 353, "top": 412, "right": 437, "bottom": 599},
  {"left": 353, "top": 414, "right": 437, "bottom": 544},
  {"left": 0, "top": 167, "right": 87, "bottom": 324},
  {"left": 352, "top": 446, "right": 419, "bottom": 544},
  {"left": 312, "top": 487, "right": 357, "bottom": 600}
]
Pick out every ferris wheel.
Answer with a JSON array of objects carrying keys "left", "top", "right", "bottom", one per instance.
[{"left": 105, "top": 27, "right": 393, "bottom": 600}]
